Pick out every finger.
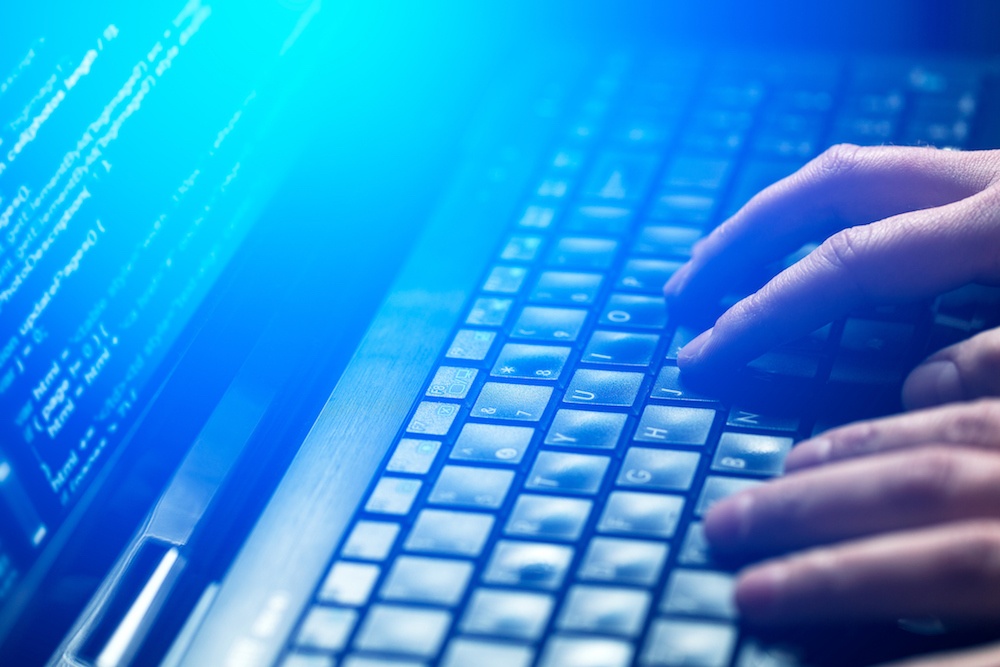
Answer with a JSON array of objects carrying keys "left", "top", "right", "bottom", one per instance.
[
  {"left": 676, "top": 187, "right": 1000, "bottom": 375},
  {"left": 664, "top": 145, "right": 999, "bottom": 313},
  {"left": 876, "top": 641, "right": 1000, "bottom": 667},
  {"left": 734, "top": 520, "right": 1000, "bottom": 624},
  {"left": 904, "top": 327, "right": 1000, "bottom": 410},
  {"left": 704, "top": 446, "right": 1000, "bottom": 554},
  {"left": 785, "top": 398, "right": 1000, "bottom": 472}
]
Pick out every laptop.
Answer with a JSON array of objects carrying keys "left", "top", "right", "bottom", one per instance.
[{"left": 1, "top": 0, "right": 999, "bottom": 665}]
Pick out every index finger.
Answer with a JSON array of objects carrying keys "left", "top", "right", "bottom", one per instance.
[
  {"left": 664, "top": 145, "right": 998, "bottom": 316},
  {"left": 677, "top": 188, "right": 1000, "bottom": 375}
]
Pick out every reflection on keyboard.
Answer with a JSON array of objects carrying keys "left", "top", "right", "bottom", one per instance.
[{"left": 281, "top": 51, "right": 988, "bottom": 666}]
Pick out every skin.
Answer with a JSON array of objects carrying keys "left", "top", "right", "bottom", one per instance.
[{"left": 663, "top": 145, "right": 1000, "bottom": 666}]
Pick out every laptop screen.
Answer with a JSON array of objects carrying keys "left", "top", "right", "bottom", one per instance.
[{"left": 0, "top": 0, "right": 323, "bottom": 612}]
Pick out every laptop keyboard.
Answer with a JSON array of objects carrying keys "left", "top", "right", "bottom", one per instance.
[{"left": 279, "top": 51, "right": 990, "bottom": 667}]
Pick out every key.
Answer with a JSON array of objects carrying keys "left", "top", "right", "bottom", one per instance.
[
  {"left": 441, "top": 639, "right": 534, "bottom": 667},
  {"left": 492, "top": 344, "right": 570, "bottom": 381},
  {"left": 633, "top": 225, "right": 702, "bottom": 258},
  {"left": 511, "top": 306, "right": 587, "bottom": 342},
  {"left": 429, "top": 465, "right": 514, "bottom": 509},
  {"left": 610, "top": 114, "right": 675, "bottom": 147},
  {"left": 617, "top": 259, "right": 683, "bottom": 293},
  {"left": 505, "top": 494, "right": 592, "bottom": 541},
  {"left": 544, "top": 409, "right": 627, "bottom": 450},
  {"left": 583, "top": 152, "right": 659, "bottom": 203},
  {"left": 387, "top": 439, "right": 441, "bottom": 474},
  {"left": 651, "top": 366, "right": 715, "bottom": 403},
  {"left": 446, "top": 329, "right": 496, "bottom": 361},
  {"left": 617, "top": 447, "right": 700, "bottom": 491},
  {"left": 634, "top": 405, "right": 716, "bottom": 446},
  {"left": 281, "top": 653, "right": 335, "bottom": 667},
  {"left": 466, "top": 298, "right": 513, "bottom": 327},
  {"left": 380, "top": 556, "right": 473, "bottom": 605},
  {"left": 735, "top": 641, "right": 803, "bottom": 667},
  {"left": 558, "top": 585, "right": 651, "bottom": 637},
  {"left": 746, "top": 350, "right": 820, "bottom": 379},
  {"left": 726, "top": 407, "right": 801, "bottom": 432},
  {"left": 341, "top": 521, "right": 399, "bottom": 561},
  {"left": 483, "top": 540, "right": 574, "bottom": 590},
  {"left": 550, "top": 147, "right": 586, "bottom": 172},
  {"left": 829, "top": 115, "right": 897, "bottom": 145},
  {"left": 461, "top": 589, "right": 554, "bottom": 640},
  {"left": 472, "top": 382, "right": 552, "bottom": 422},
  {"left": 564, "top": 369, "right": 644, "bottom": 407},
  {"left": 405, "top": 509, "right": 494, "bottom": 556},
  {"left": 725, "top": 158, "right": 803, "bottom": 217},
  {"left": 666, "top": 326, "right": 699, "bottom": 360},
  {"left": 564, "top": 205, "right": 634, "bottom": 236},
  {"left": 406, "top": 401, "right": 459, "bottom": 436},
  {"left": 548, "top": 236, "right": 619, "bottom": 270},
  {"left": 353, "top": 605, "right": 451, "bottom": 658},
  {"left": 597, "top": 491, "right": 684, "bottom": 538},
  {"left": 648, "top": 192, "right": 716, "bottom": 225},
  {"left": 703, "top": 80, "right": 764, "bottom": 109},
  {"left": 365, "top": 477, "right": 421, "bottom": 515},
  {"left": 539, "top": 636, "right": 633, "bottom": 667},
  {"left": 536, "top": 176, "right": 571, "bottom": 199},
  {"left": 663, "top": 155, "right": 733, "bottom": 190},
  {"left": 531, "top": 271, "right": 603, "bottom": 306},
  {"left": 600, "top": 294, "right": 668, "bottom": 329},
  {"left": 426, "top": 367, "right": 478, "bottom": 400},
  {"left": 840, "top": 318, "right": 915, "bottom": 358},
  {"left": 295, "top": 606, "right": 357, "bottom": 652},
  {"left": 319, "top": 561, "right": 380, "bottom": 605},
  {"left": 662, "top": 569, "right": 737, "bottom": 619},
  {"left": 641, "top": 619, "right": 737, "bottom": 667},
  {"left": 341, "top": 656, "right": 423, "bottom": 667},
  {"left": 577, "top": 537, "right": 668, "bottom": 586},
  {"left": 712, "top": 432, "right": 793, "bottom": 476},
  {"left": 501, "top": 235, "right": 544, "bottom": 262},
  {"left": 451, "top": 423, "right": 534, "bottom": 465},
  {"left": 517, "top": 204, "right": 557, "bottom": 230},
  {"left": 582, "top": 330, "right": 659, "bottom": 366},
  {"left": 483, "top": 266, "right": 528, "bottom": 294},
  {"left": 696, "top": 476, "right": 763, "bottom": 517},
  {"left": 678, "top": 522, "right": 711, "bottom": 566},
  {"left": 525, "top": 451, "right": 610, "bottom": 495}
]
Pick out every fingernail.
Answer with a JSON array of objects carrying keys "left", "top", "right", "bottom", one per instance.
[
  {"left": 704, "top": 491, "right": 753, "bottom": 545},
  {"left": 662, "top": 265, "right": 688, "bottom": 298},
  {"left": 783, "top": 437, "right": 831, "bottom": 472},
  {"left": 737, "top": 564, "right": 787, "bottom": 617},
  {"left": 678, "top": 328, "right": 714, "bottom": 366},
  {"left": 902, "top": 360, "right": 964, "bottom": 409}
]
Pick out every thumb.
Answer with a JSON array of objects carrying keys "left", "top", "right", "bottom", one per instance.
[{"left": 903, "top": 326, "right": 1000, "bottom": 410}]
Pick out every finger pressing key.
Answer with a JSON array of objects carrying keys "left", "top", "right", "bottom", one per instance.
[
  {"left": 785, "top": 399, "right": 1000, "bottom": 473},
  {"left": 677, "top": 188, "right": 1000, "bottom": 376},
  {"left": 734, "top": 521, "right": 1000, "bottom": 624},
  {"left": 665, "top": 145, "right": 999, "bottom": 316},
  {"left": 705, "top": 446, "right": 1000, "bottom": 555}
]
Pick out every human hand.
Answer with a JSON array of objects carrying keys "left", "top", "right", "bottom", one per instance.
[
  {"left": 663, "top": 145, "right": 1000, "bottom": 391},
  {"left": 703, "top": 398, "right": 1000, "bottom": 665}
]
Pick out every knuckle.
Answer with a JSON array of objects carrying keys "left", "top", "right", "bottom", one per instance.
[
  {"left": 831, "top": 421, "right": 879, "bottom": 458},
  {"left": 813, "top": 143, "right": 865, "bottom": 179},
  {"left": 941, "top": 522, "right": 1000, "bottom": 586},
  {"left": 816, "top": 227, "right": 871, "bottom": 278},
  {"left": 885, "top": 448, "right": 959, "bottom": 509},
  {"left": 944, "top": 403, "right": 998, "bottom": 444}
]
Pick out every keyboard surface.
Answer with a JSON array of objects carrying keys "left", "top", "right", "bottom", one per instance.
[{"left": 277, "top": 50, "right": 996, "bottom": 667}]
